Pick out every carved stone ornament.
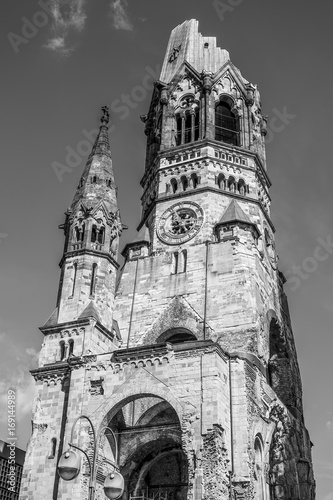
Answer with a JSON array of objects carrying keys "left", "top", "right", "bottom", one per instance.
[
  {"left": 157, "top": 201, "right": 204, "bottom": 245},
  {"left": 168, "top": 44, "right": 181, "bottom": 63}
]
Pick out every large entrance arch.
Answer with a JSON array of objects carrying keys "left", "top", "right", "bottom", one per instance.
[{"left": 106, "top": 395, "right": 188, "bottom": 500}]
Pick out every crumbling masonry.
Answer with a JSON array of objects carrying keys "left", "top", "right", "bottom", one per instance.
[{"left": 20, "top": 19, "right": 315, "bottom": 500}]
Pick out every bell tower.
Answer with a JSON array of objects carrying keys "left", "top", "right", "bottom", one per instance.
[{"left": 20, "top": 20, "right": 315, "bottom": 500}]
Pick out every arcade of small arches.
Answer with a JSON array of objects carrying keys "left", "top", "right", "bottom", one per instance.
[
  {"left": 166, "top": 173, "right": 200, "bottom": 194},
  {"left": 215, "top": 173, "right": 249, "bottom": 195}
]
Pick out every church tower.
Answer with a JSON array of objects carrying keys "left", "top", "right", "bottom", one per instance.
[{"left": 20, "top": 20, "right": 315, "bottom": 500}]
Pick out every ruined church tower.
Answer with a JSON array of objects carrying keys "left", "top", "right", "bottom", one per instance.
[{"left": 20, "top": 19, "right": 315, "bottom": 500}]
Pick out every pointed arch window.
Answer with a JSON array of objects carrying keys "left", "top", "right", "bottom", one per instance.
[{"left": 215, "top": 101, "right": 239, "bottom": 145}]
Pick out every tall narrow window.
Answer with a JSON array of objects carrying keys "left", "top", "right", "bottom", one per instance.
[
  {"left": 215, "top": 102, "right": 239, "bottom": 145},
  {"left": 59, "top": 341, "right": 65, "bottom": 361},
  {"left": 176, "top": 115, "right": 182, "bottom": 146},
  {"left": 98, "top": 227, "right": 105, "bottom": 244},
  {"left": 228, "top": 176, "right": 236, "bottom": 192},
  {"left": 170, "top": 178, "right": 178, "bottom": 194},
  {"left": 191, "top": 173, "right": 199, "bottom": 189},
  {"left": 71, "top": 262, "right": 77, "bottom": 297},
  {"left": 184, "top": 113, "right": 192, "bottom": 144},
  {"left": 175, "top": 102, "right": 200, "bottom": 146},
  {"left": 217, "top": 173, "right": 226, "bottom": 190},
  {"left": 238, "top": 179, "right": 246, "bottom": 196},
  {"left": 172, "top": 252, "right": 179, "bottom": 274},
  {"left": 90, "top": 263, "right": 97, "bottom": 297},
  {"left": 179, "top": 250, "right": 187, "bottom": 273},
  {"left": 49, "top": 438, "right": 57, "bottom": 459},
  {"left": 254, "top": 437, "right": 265, "bottom": 500},
  {"left": 91, "top": 225, "right": 97, "bottom": 243},
  {"left": 68, "top": 339, "right": 74, "bottom": 356},
  {"left": 180, "top": 176, "right": 188, "bottom": 191},
  {"left": 194, "top": 108, "right": 200, "bottom": 141}
]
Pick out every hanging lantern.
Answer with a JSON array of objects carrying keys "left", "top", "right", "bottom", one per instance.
[
  {"left": 104, "top": 471, "right": 125, "bottom": 500},
  {"left": 57, "top": 449, "right": 81, "bottom": 481}
]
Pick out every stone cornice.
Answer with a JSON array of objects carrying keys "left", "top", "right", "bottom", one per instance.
[
  {"left": 59, "top": 248, "right": 119, "bottom": 269},
  {"left": 39, "top": 317, "right": 115, "bottom": 343}
]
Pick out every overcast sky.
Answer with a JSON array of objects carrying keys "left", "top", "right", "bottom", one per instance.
[{"left": 0, "top": 1, "right": 332, "bottom": 498}]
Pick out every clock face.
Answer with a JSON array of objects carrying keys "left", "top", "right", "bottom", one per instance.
[{"left": 157, "top": 202, "right": 204, "bottom": 245}]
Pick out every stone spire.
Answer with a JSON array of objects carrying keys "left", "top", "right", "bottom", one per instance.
[
  {"left": 54, "top": 107, "right": 122, "bottom": 327},
  {"left": 70, "top": 106, "right": 118, "bottom": 215}
]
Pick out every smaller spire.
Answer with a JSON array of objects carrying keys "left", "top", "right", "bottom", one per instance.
[
  {"left": 100, "top": 105, "right": 110, "bottom": 126},
  {"left": 218, "top": 199, "right": 252, "bottom": 226},
  {"left": 88, "top": 106, "right": 112, "bottom": 159},
  {"left": 215, "top": 199, "right": 260, "bottom": 241}
]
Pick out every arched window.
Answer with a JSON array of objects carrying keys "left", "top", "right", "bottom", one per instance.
[
  {"left": 191, "top": 173, "right": 199, "bottom": 189},
  {"left": 175, "top": 100, "right": 200, "bottom": 146},
  {"left": 254, "top": 437, "right": 265, "bottom": 500},
  {"left": 170, "top": 178, "right": 178, "bottom": 194},
  {"left": 238, "top": 179, "right": 246, "bottom": 196},
  {"left": 91, "top": 175, "right": 97, "bottom": 184},
  {"left": 217, "top": 173, "right": 226, "bottom": 190},
  {"left": 180, "top": 176, "right": 188, "bottom": 191},
  {"left": 228, "top": 176, "right": 236, "bottom": 192},
  {"left": 215, "top": 101, "right": 239, "bottom": 145}
]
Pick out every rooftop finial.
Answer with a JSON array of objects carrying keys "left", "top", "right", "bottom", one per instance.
[{"left": 101, "top": 105, "right": 110, "bottom": 126}]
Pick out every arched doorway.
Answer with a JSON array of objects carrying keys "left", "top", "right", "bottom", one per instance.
[{"left": 108, "top": 395, "right": 188, "bottom": 500}]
